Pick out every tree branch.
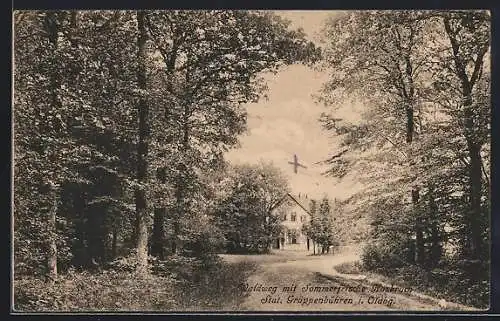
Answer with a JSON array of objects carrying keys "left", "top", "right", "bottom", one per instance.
[{"left": 469, "top": 43, "right": 489, "bottom": 88}]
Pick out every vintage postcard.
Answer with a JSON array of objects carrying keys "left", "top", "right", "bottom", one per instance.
[{"left": 12, "top": 10, "right": 490, "bottom": 312}]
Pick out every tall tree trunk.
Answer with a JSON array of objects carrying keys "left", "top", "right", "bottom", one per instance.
[
  {"left": 134, "top": 10, "right": 150, "bottom": 273},
  {"left": 148, "top": 26, "right": 178, "bottom": 256},
  {"left": 465, "top": 112, "right": 483, "bottom": 259},
  {"left": 400, "top": 46, "right": 424, "bottom": 265},
  {"left": 462, "top": 86, "right": 483, "bottom": 260},
  {"left": 443, "top": 16, "right": 488, "bottom": 261},
  {"left": 405, "top": 106, "right": 415, "bottom": 144},
  {"left": 407, "top": 103, "right": 423, "bottom": 264},
  {"left": 44, "top": 12, "right": 60, "bottom": 282}
]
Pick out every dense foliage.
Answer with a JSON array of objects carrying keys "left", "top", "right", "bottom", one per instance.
[
  {"left": 318, "top": 10, "right": 490, "bottom": 308},
  {"left": 302, "top": 197, "right": 339, "bottom": 254},
  {"left": 214, "top": 162, "right": 290, "bottom": 254},
  {"left": 13, "top": 10, "right": 319, "bottom": 310}
]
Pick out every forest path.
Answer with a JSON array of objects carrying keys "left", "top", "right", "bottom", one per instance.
[{"left": 220, "top": 248, "right": 473, "bottom": 311}]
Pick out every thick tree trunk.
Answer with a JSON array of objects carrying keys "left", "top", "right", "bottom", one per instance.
[
  {"left": 465, "top": 113, "right": 483, "bottom": 259},
  {"left": 406, "top": 104, "right": 424, "bottom": 265},
  {"left": 134, "top": 10, "right": 150, "bottom": 273},
  {"left": 462, "top": 83, "right": 483, "bottom": 260},
  {"left": 405, "top": 106, "right": 414, "bottom": 144},
  {"left": 401, "top": 49, "right": 425, "bottom": 266},
  {"left": 458, "top": 78, "right": 484, "bottom": 261}
]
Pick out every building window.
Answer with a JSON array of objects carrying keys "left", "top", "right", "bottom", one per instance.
[
  {"left": 300, "top": 215, "right": 305, "bottom": 222},
  {"left": 291, "top": 213, "right": 297, "bottom": 222},
  {"left": 282, "top": 213, "right": 287, "bottom": 221}
]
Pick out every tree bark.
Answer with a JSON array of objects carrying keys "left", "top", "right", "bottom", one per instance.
[
  {"left": 44, "top": 12, "right": 60, "bottom": 282},
  {"left": 397, "top": 41, "right": 424, "bottom": 266},
  {"left": 405, "top": 106, "right": 415, "bottom": 144},
  {"left": 406, "top": 99, "right": 423, "bottom": 265},
  {"left": 147, "top": 19, "right": 178, "bottom": 256},
  {"left": 134, "top": 10, "right": 150, "bottom": 273},
  {"left": 463, "top": 89, "right": 483, "bottom": 260},
  {"left": 465, "top": 129, "right": 483, "bottom": 259}
]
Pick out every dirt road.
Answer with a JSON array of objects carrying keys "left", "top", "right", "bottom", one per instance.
[{"left": 220, "top": 249, "right": 470, "bottom": 312}]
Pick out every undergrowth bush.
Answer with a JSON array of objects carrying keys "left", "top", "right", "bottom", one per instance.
[
  {"left": 361, "top": 243, "right": 407, "bottom": 271},
  {"left": 14, "top": 269, "right": 177, "bottom": 311},
  {"left": 334, "top": 261, "right": 363, "bottom": 274},
  {"left": 153, "top": 254, "right": 258, "bottom": 310},
  {"left": 360, "top": 243, "right": 489, "bottom": 309},
  {"left": 14, "top": 253, "right": 258, "bottom": 311},
  {"left": 391, "top": 264, "right": 489, "bottom": 309}
]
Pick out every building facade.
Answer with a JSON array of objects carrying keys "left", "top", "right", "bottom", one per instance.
[{"left": 270, "top": 193, "right": 312, "bottom": 251}]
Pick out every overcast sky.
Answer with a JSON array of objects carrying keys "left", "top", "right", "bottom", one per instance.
[{"left": 225, "top": 11, "right": 363, "bottom": 201}]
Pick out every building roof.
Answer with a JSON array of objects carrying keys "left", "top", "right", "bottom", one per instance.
[{"left": 270, "top": 193, "right": 312, "bottom": 216}]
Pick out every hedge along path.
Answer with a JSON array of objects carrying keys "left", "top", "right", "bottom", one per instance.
[{"left": 322, "top": 266, "right": 479, "bottom": 311}]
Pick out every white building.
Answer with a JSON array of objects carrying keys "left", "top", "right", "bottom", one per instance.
[{"left": 270, "top": 193, "right": 313, "bottom": 251}]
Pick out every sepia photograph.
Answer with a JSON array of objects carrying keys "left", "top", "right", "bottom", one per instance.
[{"left": 12, "top": 10, "right": 491, "bottom": 312}]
